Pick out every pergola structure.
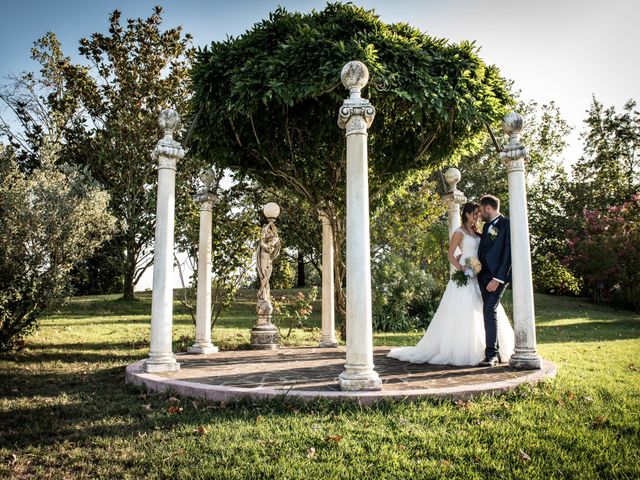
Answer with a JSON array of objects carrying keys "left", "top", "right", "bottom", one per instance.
[{"left": 141, "top": 61, "right": 543, "bottom": 385}]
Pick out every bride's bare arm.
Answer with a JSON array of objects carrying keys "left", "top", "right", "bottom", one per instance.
[{"left": 447, "top": 231, "right": 464, "bottom": 270}]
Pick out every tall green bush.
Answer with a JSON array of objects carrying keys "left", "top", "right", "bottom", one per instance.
[
  {"left": 0, "top": 146, "right": 115, "bottom": 350},
  {"left": 371, "top": 253, "right": 442, "bottom": 332}
]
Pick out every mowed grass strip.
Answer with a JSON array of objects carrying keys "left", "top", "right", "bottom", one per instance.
[{"left": 1, "top": 290, "right": 638, "bottom": 479}]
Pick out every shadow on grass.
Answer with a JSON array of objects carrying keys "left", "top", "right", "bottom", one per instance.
[
  {"left": 0, "top": 366, "right": 182, "bottom": 449},
  {"left": 537, "top": 319, "right": 640, "bottom": 343}
]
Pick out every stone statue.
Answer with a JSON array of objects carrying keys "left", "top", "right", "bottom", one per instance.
[
  {"left": 250, "top": 202, "right": 281, "bottom": 349},
  {"left": 256, "top": 217, "right": 281, "bottom": 314}
]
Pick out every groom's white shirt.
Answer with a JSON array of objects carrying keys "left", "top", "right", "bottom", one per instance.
[{"left": 487, "top": 214, "right": 504, "bottom": 284}]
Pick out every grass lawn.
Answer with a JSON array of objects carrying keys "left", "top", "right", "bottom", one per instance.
[{"left": 1, "top": 289, "right": 639, "bottom": 479}]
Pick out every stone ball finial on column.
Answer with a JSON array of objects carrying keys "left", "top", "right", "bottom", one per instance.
[
  {"left": 444, "top": 167, "right": 462, "bottom": 193},
  {"left": 200, "top": 166, "right": 216, "bottom": 189},
  {"left": 158, "top": 109, "right": 180, "bottom": 137},
  {"left": 341, "top": 61, "right": 369, "bottom": 99},
  {"left": 502, "top": 111, "right": 524, "bottom": 135}
]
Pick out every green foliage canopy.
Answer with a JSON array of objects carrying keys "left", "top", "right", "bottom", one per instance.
[{"left": 190, "top": 3, "right": 512, "bottom": 206}]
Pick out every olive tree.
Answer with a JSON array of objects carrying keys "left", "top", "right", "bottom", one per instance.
[{"left": 0, "top": 145, "right": 115, "bottom": 350}]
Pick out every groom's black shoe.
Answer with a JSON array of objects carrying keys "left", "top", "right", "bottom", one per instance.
[{"left": 479, "top": 356, "right": 499, "bottom": 367}]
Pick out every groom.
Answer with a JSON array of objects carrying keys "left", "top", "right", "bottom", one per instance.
[{"left": 477, "top": 194, "right": 511, "bottom": 367}]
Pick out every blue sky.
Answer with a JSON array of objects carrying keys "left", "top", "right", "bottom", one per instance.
[{"left": 1, "top": 0, "right": 639, "bottom": 164}]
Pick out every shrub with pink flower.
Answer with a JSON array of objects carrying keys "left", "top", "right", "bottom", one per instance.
[{"left": 566, "top": 195, "right": 640, "bottom": 311}]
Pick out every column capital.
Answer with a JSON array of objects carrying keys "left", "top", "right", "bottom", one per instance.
[
  {"left": 443, "top": 189, "right": 467, "bottom": 208},
  {"left": 194, "top": 190, "right": 218, "bottom": 210},
  {"left": 338, "top": 102, "right": 375, "bottom": 136},
  {"left": 499, "top": 112, "right": 529, "bottom": 172},
  {"left": 318, "top": 209, "right": 332, "bottom": 225}
]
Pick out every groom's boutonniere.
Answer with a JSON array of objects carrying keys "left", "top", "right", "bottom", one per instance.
[{"left": 489, "top": 227, "right": 499, "bottom": 240}]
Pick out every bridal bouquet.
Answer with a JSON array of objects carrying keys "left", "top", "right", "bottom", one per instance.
[{"left": 451, "top": 256, "right": 482, "bottom": 287}]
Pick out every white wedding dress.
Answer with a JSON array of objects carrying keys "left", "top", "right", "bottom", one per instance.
[{"left": 387, "top": 228, "right": 515, "bottom": 366}]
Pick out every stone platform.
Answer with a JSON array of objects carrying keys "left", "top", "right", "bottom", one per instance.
[{"left": 126, "top": 347, "right": 556, "bottom": 405}]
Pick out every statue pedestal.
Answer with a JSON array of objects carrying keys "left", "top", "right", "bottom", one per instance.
[{"left": 250, "top": 320, "right": 280, "bottom": 350}]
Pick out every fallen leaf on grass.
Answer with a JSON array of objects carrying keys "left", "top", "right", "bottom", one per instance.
[
  {"left": 306, "top": 447, "right": 316, "bottom": 459},
  {"left": 325, "top": 435, "right": 343, "bottom": 443},
  {"left": 168, "top": 397, "right": 180, "bottom": 403},
  {"left": 567, "top": 392, "right": 576, "bottom": 401},
  {"left": 629, "top": 364, "right": 638, "bottom": 371},
  {"left": 440, "top": 460, "right": 451, "bottom": 468},
  {"left": 167, "top": 406, "right": 183, "bottom": 414},
  {"left": 195, "top": 426, "right": 208, "bottom": 436},
  {"left": 255, "top": 415, "right": 263, "bottom": 423},
  {"left": 519, "top": 450, "right": 531, "bottom": 462},
  {"left": 592, "top": 415, "right": 608, "bottom": 428},
  {"left": 141, "top": 404, "right": 152, "bottom": 411},
  {"left": 454, "top": 399, "right": 471, "bottom": 410},
  {"left": 398, "top": 445, "right": 406, "bottom": 450}
]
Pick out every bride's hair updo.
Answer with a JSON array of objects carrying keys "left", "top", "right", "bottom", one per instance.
[{"left": 461, "top": 202, "right": 480, "bottom": 234}]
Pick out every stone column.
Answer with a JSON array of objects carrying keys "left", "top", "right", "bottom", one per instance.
[
  {"left": 318, "top": 211, "right": 338, "bottom": 348},
  {"left": 337, "top": 61, "right": 382, "bottom": 391},
  {"left": 500, "top": 112, "right": 542, "bottom": 370},
  {"left": 144, "top": 109, "right": 183, "bottom": 373},
  {"left": 442, "top": 167, "right": 467, "bottom": 240},
  {"left": 250, "top": 202, "right": 281, "bottom": 350},
  {"left": 189, "top": 168, "right": 219, "bottom": 354}
]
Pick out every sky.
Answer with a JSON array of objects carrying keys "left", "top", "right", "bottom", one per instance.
[
  {"left": 1, "top": 0, "right": 638, "bottom": 289},
  {"left": 1, "top": 0, "right": 639, "bottom": 163}
]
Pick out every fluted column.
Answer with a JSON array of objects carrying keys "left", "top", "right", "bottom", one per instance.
[
  {"left": 189, "top": 168, "right": 219, "bottom": 355},
  {"left": 500, "top": 112, "right": 542, "bottom": 370},
  {"left": 318, "top": 211, "right": 338, "bottom": 348},
  {"left": 337, "top": 61, "right": 381, "bottom": 391},
  {"left": 144, "top": 109, "right": 183, "bottom": 373}
]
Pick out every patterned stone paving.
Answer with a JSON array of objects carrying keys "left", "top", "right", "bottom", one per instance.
[{"left": 126, "top": 347, "right": 556, "bottom": 403}]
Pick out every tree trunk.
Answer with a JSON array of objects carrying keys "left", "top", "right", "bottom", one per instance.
[
  {"left": 122, "top": 242, "right": 136, "bottom": 301},
  {"left": 296, "top": 250, "right": 306, "bottom": 288},
  {"left": 331, "top": 216, "right": 347, "bottom": 341}
]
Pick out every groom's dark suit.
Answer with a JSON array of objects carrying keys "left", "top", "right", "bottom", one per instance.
[{"left": 478, "top": 215, "right": 512, "bottom": 360}]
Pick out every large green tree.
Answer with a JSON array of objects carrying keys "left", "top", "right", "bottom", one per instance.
[
  {"left": 569, "top": 97, "right": 640, "bottom": 214},
  {"left": 0, "top": 7, "right": 197, "bottom": 299},
  {"left": 190, "top": 3, "right": 511, "bottom": 324},
  {"left": 65, "top": 7, "right": 196, "bottom": 299}
]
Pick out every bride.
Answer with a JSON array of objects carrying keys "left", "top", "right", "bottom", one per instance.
[{"left": 387, "top": 202, "right": 514, "bottom": 366}]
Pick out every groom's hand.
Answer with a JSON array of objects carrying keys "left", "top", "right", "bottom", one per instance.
[{"left": 486, "top": 279, "right": 500, "bottom": 292}]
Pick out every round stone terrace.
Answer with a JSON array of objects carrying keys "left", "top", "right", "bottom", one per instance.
[{"left": 126, "top": 347, "right": 556, "bottom": 405}]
